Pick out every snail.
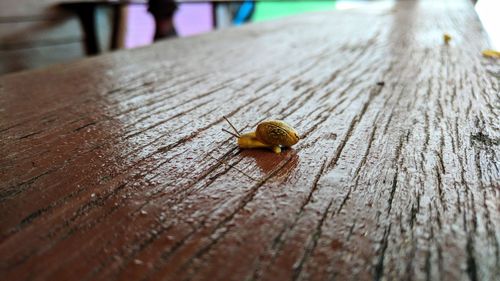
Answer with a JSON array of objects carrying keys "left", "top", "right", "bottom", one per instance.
[
  {"left": 222, "top": 116, "right": 300, "bottom": 154},
  {"left": 443, "top": 33, "right": 452, "bottom": 45}
]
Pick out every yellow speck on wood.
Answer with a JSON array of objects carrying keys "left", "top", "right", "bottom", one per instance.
[
  {"left": 482, "top": 49, "right": 500, "bottom": 59},
  {"left": 443, "top": 33, "right": 452, "bottom": 45}
]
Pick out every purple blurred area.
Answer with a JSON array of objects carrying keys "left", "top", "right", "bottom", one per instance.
[{"left": 125, "top": 3, "right": 213, "bottom": 48}]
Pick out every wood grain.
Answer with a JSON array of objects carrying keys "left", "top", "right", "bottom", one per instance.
[{"left": 0, "top": 1, "right": 499, "bottom": 280}]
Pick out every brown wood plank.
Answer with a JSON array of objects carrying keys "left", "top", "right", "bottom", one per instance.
[
  {"left": 0, "top": 1, "right": 499, "bottom": 280},
  {"left": 0, "top": 8, "right": 111, "bottom": 74},
  {"left": 0, "top": 17, "right": 84, "bottom": 74},
  {"left": 0, "top": 0, "right": 70, "bottom": 19},
  {"left": 0, "top": 18, "right": 82, "bottom": 49},
  {"left": 0, "top": 42, "right": 84, "bottom": 74}
]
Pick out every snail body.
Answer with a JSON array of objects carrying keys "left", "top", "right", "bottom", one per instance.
[{"left": 223, "top": 117, "right": 299, "bottom": 154}]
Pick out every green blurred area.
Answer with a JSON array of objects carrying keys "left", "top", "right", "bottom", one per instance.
[{"left": 252, "top": 1, "right": 337, "bottom": 22}]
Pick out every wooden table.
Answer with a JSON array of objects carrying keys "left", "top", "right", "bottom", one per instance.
[{"left": 1, "top": 1, "right": 499, "bottom": 280}]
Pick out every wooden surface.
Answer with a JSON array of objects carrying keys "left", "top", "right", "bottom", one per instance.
[{"left": 1, "top": 1, "right": 499, "bottom": 280}]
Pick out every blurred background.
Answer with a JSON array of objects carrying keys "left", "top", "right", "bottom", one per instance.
[{"left": 0, "top": 0, "right": 498, "bottom": 75}]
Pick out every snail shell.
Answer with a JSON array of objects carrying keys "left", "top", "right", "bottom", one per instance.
[{"left": 255, "top": 120, "right": 300, "bottom": 147}]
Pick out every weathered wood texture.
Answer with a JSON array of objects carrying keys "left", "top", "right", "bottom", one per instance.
[{"left": 1, "top": 1, "right": 499, "bottom": 280}]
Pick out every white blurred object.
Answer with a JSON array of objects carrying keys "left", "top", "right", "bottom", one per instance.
[
  {"left": 215, "top": 4, "right": 233, "bottom": 28},
  {"left": 475, "top": 0, "right": 500, "bottom": 49},
  {"left": 336, "top": 1, "right": 371, "bottom": 10}
]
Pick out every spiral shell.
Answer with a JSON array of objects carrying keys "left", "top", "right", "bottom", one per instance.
[{"left": 255, "top": 120, "right": 299, "bottom": 147}]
